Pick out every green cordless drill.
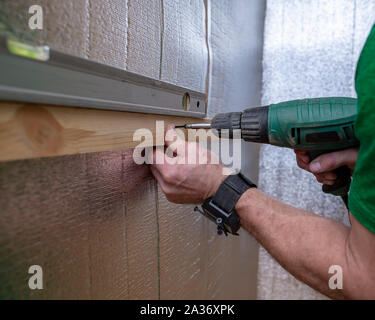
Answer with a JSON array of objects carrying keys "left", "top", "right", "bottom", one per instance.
[{"left": 177, "top": 97, "right": 359, "bottom": 204}]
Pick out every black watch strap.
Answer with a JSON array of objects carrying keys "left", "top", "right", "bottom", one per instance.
[
  {"left": 199, "top": 172, "right": 257, "bottom": 236},
  {"left": 212, "top": 172, "right": 257, "bottom": 213}
]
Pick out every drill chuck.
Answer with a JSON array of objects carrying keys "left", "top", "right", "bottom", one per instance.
[
  {"left": 240, "top": 107, "right": 269, "bottom": 143},
  {"left": 211, "top": 106, "right": 269, "bottom": 143},
  {"left": 210, "top": 112, "right": 241, "bottom": 138}
]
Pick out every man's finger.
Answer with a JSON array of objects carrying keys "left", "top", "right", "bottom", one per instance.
[
  {"left": 315, "top": 172, "right": 337, "bottom": 181},
  {"left": 150, "top": 166, "right": 168, "bottom": 190},
  {"left": 315, "top": 175, "right": 324, "bottom": 183},
  {"left": 296, "top": 157, "right": 310, "bottom": 171},
  {"left": 295, "top": 150, "right": 310, "bottom": 163},
  {"left": 152, "top": 147, "right": 169, "bottom": 170},
  {"left": 309, "top": 148, "right": 358, "bottom": 173},
  {"left": 322, "top": 171, "right": 337, "bottom": 180},
  {"left": 297, "top": 153, "right": 310, "bottom": 164},
  {"left": 150, "top": 165, "right": 162, "bottom": 182},
  {"left": 295, "top": 150, "right": 309, "bottom": 157}
]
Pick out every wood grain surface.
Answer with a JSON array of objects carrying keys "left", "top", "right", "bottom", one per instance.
[{"left": 0, "top": 101, "right": 208, "bottom": 162}]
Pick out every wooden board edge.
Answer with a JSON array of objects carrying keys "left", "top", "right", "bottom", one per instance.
[{"left": 0, "top": 101, "right": 210, "bottom": 162}]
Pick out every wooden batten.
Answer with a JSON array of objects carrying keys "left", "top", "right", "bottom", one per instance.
[{"left": 0, "top": 101, "right": 209, "bottom": 162}]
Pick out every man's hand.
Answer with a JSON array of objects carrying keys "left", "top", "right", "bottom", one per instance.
[
  {"left": 150, "top": 125, "right": 227, "bottom": 204},
  {"left": 295, "top": 148, "right": 358, "bottom": 185}
]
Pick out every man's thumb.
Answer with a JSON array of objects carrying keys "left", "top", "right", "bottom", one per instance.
[{"left": 309, "top": 149, "right": 354, "bottom": 173}]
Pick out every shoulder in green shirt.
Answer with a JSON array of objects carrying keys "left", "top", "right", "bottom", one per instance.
[{"left": 348, "top": 24, "right": 375, "bottom": 233}]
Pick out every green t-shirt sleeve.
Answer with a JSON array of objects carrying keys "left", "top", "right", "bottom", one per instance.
[{"left": 348, "top": 24, "right": 375, "bottom": 233}]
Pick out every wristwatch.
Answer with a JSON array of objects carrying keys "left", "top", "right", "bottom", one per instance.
[{"left": 195, "top": 172, "right": 257, "bottom": 236}]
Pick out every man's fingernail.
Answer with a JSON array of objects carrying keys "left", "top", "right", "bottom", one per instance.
[{"left": 310, "top": 162, "right": 321, "bottom": 172}]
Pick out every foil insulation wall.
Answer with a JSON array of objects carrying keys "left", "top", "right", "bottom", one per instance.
[{"left": 258, "top": 0, "right": 375, "bottom": 299}]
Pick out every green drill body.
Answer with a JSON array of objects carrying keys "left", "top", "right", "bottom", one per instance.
[
  {"left": 266, "top": 97, "right": 358, "bottom": 152},
  {"left": 181, "top": 97, "right": 359, "bottom": 199}
]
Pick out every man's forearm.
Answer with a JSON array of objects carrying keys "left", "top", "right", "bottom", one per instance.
[
  {"left": 236, "top": 189, "right": 353, "bottom": 299},
  {"left": 150, "top": 127, "right": 375, "bottom": 298}
]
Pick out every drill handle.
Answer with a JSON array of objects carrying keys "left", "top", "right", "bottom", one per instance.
[{"left": 310, "top": 151, "right": 352, "bottom": 198}]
